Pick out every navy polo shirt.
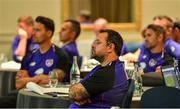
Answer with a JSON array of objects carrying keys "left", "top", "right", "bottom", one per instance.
[
  {"left": 62, "top": 41, "right": 79, "bottom": 63},
  {"left": 21, "top": 44, "right": 70, "bottom": 81},
  {"left": 69, "top": 59, "right": 128, "bottom": 108}
]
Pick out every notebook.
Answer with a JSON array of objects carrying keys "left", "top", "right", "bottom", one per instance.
[{"left": 161, "top": 65, "right": 180, "bottom": 89}]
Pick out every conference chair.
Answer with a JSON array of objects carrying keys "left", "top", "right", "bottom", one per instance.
[
  {"left": 140, "top": 86, "right": 180, "bottom": 108},
  {"left": 121, "top": 79, "right": 135, "bottom": 108}
]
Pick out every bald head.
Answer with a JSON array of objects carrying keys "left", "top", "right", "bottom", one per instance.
[{"left": 93, "top": 18, "right": 108, "bottom": 36}]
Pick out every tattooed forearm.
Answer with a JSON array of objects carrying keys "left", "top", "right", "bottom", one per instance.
[{"left": 69, "top": 83, "right": 90, "bottom": 101}]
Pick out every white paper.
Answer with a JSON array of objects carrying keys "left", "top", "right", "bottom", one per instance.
[
  {"left": 26, "top": 82, "right": 69, "bottom": 95},
  {"left": 1, "top": 60, "right": 21, "bottom": 70},
  {"left": 26, "top": 82, "right": 44, "bottom": 95}
]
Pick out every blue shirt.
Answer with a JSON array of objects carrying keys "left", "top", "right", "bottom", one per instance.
[
  {"left": 164, "top": 38, "right": 180, "bottom": 59},
  {"left": 69, "top": 59, "right": 128, "bottom": 108},
  {"left": 62, "top": 41, "right": 79, "bottom": 63},
  {"left": 164, "top": 38, "right": 180, "bottom": 69},
  {"left": 12, "top": 35, "right": 38, "bottom": 63},
  {"left": 138, "top": 44, "right": 164, "bottom": 73},
  {"left": 21, "top": 44, "right": 70, "bottom": 81},
  {"left": 121, "top": 43, "right": 129, "bottom": 55}
]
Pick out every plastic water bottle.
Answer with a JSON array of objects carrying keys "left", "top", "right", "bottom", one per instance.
[
  {"left": 132, "top": 62, "right": 143, "bottom": 96},
  {"left": 70, "top": 56, "right": 81, "bottom": 84}
]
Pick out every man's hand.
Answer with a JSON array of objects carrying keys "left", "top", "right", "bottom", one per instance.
[
  {"left": 121, "top": 53, "right": 138, "bottom": 63},
  {"left": 155, "top": 66, "right": 162, "bottom": 75},
  {"left": 34, "top": 74, "right": 49, "bottom": 84},
  {"left": 16, "top": 70, "right": 29, "bottom": 79},
  {"left": 18, "top": 28, "right": 28, "bottom": 39}
]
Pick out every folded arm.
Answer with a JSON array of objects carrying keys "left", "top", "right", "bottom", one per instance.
[
  {"left": 15, "top": 70, "right": 49, "bottom": 90},
  {"left": 69, "top": 83, "right": 90, "bottom": 105}
]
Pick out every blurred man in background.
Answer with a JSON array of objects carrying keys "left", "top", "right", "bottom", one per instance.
[
  {"left": 77, "top": 10, "right": 92, "bottom": 24},
  {"left": 12, "top": 16, "right": 38, "bottom": 63},
  {"left": 172, "top": 21, "right": 180, "bottom": 43},
  {"left": 59, "top": 19, "right": 81, "bottom": 65},
  {"left": 93, "top": 18, "right": 128, "bottom": 56},
  {"left": 93, "top": 18, "right": 108, "bottom": 37}
]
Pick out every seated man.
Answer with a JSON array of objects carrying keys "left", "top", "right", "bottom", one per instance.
[
  {"left": 59, "top": 19, "right": 80, "bottom": 65},
  {"left": 12, "top": 16, "right": 38, "bottom": 63},
  {"left": 69, "top": 29, "right": 128, "bottom": 108},
  {"left": 122, "top": 24, "right": 165, "bottom": 74},
  {"left": 138, "top": 24, "right": 165, "bottom": 73},
  {"left": 16, "top": 16, "right": 70, "bottom": 89}
]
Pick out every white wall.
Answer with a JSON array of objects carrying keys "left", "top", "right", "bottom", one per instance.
[
  {"left": 142, "top": 0, "right": 180, "bottom": 28},
  {"left": 0, "top": 0, "right": 180, "bottom": 59},
  {"left": 0, "top": 0, "right": 61, "bottom": 59}
]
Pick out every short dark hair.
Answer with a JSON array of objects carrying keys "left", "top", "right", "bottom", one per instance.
[
  {"left": 65, "top": 19, "right": 81, "bottom": 39},
  {"left": 18, "top": 16, "right": 34, "bottom": 26},
  {"left": 142, "top": 24, "right": 166, "bottom": 42},
  {"left": 173, "top": 21, "right": 180, "bottom": 29},
  {"left": 35, "top": 16, "right": 55, "bottom": 36},
  {"left": 99, "top": 29, "right": 123, "bottom": 56}
]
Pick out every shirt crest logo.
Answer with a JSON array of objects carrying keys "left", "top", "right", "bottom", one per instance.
[
  {"left": 140, "top": 62, "right": 146, "bottom": 69},
  {"left": 30, "top": 62, "right": 36, "bottom": 66},
  {"left": 149, "top": 59, "right": 157, "bottom": 67},
  {"left": 170, "top": 46, "right": 175, "bottom": 52},
  {"left": 45, "top": 59, "right": 54, "bottom": 67},
  {"left": 143, "top": 55, "right": 147, "bottom": 59}
]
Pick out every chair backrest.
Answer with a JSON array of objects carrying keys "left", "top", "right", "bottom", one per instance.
[
  {"left": 121, "top": 79, "right": 135, "bottom": 108},
  {"left": 140, "top": 86, "right": 180, "bottom": 108}
]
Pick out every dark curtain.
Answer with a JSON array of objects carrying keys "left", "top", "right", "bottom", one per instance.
[{"left": 90, "top": 0, "right": 132, "bottom": 23}]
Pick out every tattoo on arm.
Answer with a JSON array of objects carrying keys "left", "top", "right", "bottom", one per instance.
[{"left": 69, "top": 83, "right": 90, "bottom": 102}]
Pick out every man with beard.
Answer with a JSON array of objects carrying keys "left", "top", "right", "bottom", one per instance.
[
  {"left": 69, "top": 29, "right": 128, "bottom": 108},
  {"left": 138, "top": 24, "right": 165, "bottom": 73}
]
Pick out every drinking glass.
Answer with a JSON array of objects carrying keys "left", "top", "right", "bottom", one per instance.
[
  {"left": 48, "top": 69, "right": 59, "bottom": 88},
  {"left": 0, "top": 53, "right": 7, "bottom": 65}
]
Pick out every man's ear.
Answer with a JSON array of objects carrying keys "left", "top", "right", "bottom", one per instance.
[
  {"left": 175, "top": 27, "right": 180, "bottom": 33},
  {"left": 47, "top": 30, "right": 53, "bottom": 38},
  {"left": 107, "top": 43, "right": 115, "bottom": 53},
  {"left": 158, "top": 34, "right": 163, "bottom": 42},
  {"left": 71, "top": 31, "right": 76, "bottom": 40}
]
